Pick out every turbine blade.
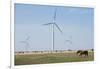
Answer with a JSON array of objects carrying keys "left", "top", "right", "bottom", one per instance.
[
  {"left": 42, "top": 23, "right": 53, "bottom": 25},
  {"left": 26, "top": 42, "right": 29, "bottom": 46},
  {"left": 20, "top": 41, "right": 26, "bottom": 43},
  {"left": 66, "top": 40, "right": 70, "bottom": 42},
  {"left": 20, "top": 41, "right": 29, "bottom": 46},
  {"left": 54, "top": 23, "right": 63, "bottom": 34},
  {"left": 66, "top": 40, "right": 72, "bottom": 44},
  {"left": 53, "top": 8, "right": 57, "bottom": 22},
  {"left": 69, "top": 35, "right": 72, "bottom": 39},
  {"left": 26, "top": 36, "right": 30, "bottom": 40}
]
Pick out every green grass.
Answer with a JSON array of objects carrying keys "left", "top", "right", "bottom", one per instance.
[{"left": 15, "top": 52, "right": 94, "bottom": 65}]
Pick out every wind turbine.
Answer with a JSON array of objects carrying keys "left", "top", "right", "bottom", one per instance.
[
  {"left": 65, "top": 36, "right": 72, "bottom": 50},
  {"left": 43, "top": 8, "right": 63, "bottom": 52},
  {"left": 20, "top": 36, "right": 30, "bottom": 52}
]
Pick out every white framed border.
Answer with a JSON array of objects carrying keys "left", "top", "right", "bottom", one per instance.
[{"left": 10, "top": 0, "right": 95, "bottom": 69}]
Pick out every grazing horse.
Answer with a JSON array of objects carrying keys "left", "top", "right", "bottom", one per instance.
[
  {"left": 76, "top": 50, "right": 88, "bottom": 57},
  {"left": 79, "top": 51, "right": 88, "bottom": 57}
]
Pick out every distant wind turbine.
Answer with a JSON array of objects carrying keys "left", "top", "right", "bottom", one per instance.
[
  {"left": 65, "top": 35, "right": 73, "bottom": 50},
  {"left": 65, "top": 40, "right": 72, "bottom": 44},
  {"left": 43, "top": 8, "right": 63, "bottom": 52},
  {"left": 65, "top": 35, "right": 72, "bottom": 44},
  {"left": 20, "top": 36, "right": 30, "bottom": 51}
]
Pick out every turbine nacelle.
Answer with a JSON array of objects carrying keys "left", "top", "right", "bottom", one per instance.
[{"left": 42, "top": 23, "right": 63, "bottom": 34}]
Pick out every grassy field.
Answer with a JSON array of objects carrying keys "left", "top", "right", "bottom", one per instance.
[{"left": 15, "top": 52, "right": 94, "bottom": 65}]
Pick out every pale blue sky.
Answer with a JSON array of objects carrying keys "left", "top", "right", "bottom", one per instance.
[{"left": 15, "top": 3, "right": 94, "bottom": 51}]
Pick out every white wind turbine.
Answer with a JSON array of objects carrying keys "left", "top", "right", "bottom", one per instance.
[
  {"left": 20, "top": 36, "right": 30, "bottom": 52},
  {"left": 43, "top": 8, "right": 63, "bottom": 52},
  {"left": 65, "top": 35, "right": 72, "bottom": 44},
  {"left": 65, "top": 36, "right": 72, "bottom": 50}
]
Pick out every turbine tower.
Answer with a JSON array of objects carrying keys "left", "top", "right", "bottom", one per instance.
[{"left": 43, "top": 8, "right": 63, "bottom": 52}]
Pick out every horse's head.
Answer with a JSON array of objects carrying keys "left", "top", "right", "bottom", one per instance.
[{"left": 76, "top": 50, "right": 82, "bottom": 54}]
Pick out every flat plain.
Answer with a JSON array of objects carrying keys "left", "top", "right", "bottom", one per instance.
[{"left": 15, "top": 51, "right": 94, "bottom": 65}]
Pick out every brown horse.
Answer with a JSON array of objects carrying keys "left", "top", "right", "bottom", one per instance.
[
  {"left": 79, "top": 51, "right": 88, "bottom": 57},
  {"left": 76, "top": 50, "right": 88, "bottom": 57}
]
